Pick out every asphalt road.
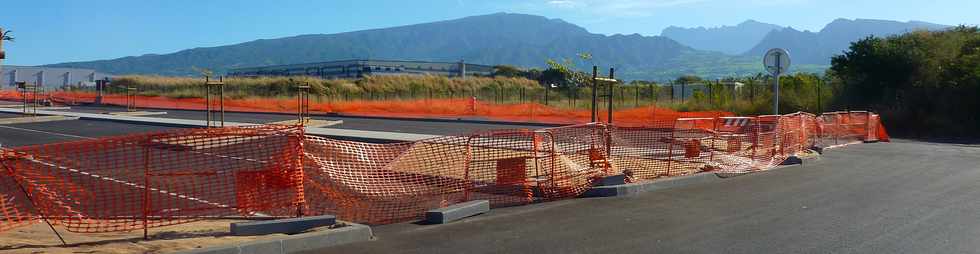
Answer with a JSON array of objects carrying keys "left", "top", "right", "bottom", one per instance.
[
  {"left": 314, "top": 140, "right": 980, "bottom": 254},
  {"left": 0, "top": 119, "right": 175, "bottom": 147},
  {"left": 62, "top": 105, "right": 556, "bottom": 136},
  {"left": 0, "top": 103, "right": 555, "bottom": 148},
  {"left": 0, "top": 112, "right": 23, "bottom": 118},
  {"left": 3, "top": 102, "right": 978, "bottom": 253}
]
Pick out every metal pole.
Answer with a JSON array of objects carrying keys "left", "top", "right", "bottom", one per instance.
[
  {"left": 649, "top": 83, "right": 654, "bottom": 104},
  {"left": 774, "top": 73, "right": 780, "bottom": 115},
  {"left": 219, "top": 76, "right": 224, "bottom": 127},
  {"left": 634, "top": 85, "right": 639, "bottom": 107},
  {"left": 298, "top": 81, "right": 303, "bottom": 125},
  {"left": 142, "top": 142, "right": 151, "bottom": 240},
  {"left": 670, "top": 82, "right": 674, "bottom": 102},
  {"left": 681, "top": 82, "right": 686, "bottom": 102},
  {"left": 591, "top": 66, "right": 598, "bottom": 122},
  {"left": 1, "top": 161, "right": 67, "bottom": 245},
  {"left": 817, "top": 79, "right": 822, "bottom": 113},
  {"left": 204, "top": 76, "right": 210, "bottom": 128},
  {"left": 32, "top": 84, "right": 38, "bottom": 116},
  {"left": 544, "top": 84, "right": 549, "bottom": 106},
  {"left": 774, "top": 52, "right": 781, "bottom": 115},
  {"left": 607, "top": 68, "right": 614, "bottom": 124}
]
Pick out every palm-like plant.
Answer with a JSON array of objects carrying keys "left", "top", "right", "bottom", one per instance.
[
  {"left": 1, "top": 30, "right": 12, "bottom": 42},
  {"left": 1, "top": 28, "right": 10, "bottom": 74}
]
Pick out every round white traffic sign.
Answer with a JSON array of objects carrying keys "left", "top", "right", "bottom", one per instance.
[{"left": 763, "top": 48, "right": 791, "bottom": 76}]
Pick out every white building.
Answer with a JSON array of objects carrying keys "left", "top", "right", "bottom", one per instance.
[{"left": 1, "top": 65, "right": 111, "bottom": 89}]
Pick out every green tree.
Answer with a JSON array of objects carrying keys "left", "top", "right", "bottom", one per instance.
[
  {"left": 492, "top": 65, "right": 524, "bottom": 78},
  {"left": 830, "top": 26, "right": 980, "bottom": 137},
  {"left": 674, "top": 75, "right": 703, "bottom": 84}
]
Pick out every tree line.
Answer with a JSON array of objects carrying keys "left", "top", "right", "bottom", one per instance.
[{"left": 493, "top": 26, "right": 980, "bottom": 138}]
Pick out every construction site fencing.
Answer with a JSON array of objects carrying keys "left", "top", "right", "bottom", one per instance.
[
  {"left": 0, "top": 90, "right": 731, "bottom": 127},
  {"left": 0, "top": 111, "right": 888, "bottom": 233}
]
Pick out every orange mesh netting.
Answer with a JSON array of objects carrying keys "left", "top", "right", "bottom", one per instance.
[
  {"left": 0, "top": 125, "right": 306, "bottom": 233},
  {"left": 0, "top": 111, "right": 888, "bottom": 231},
  {"left": 0, "top": 90, "right": 730, "bottom": 126}
]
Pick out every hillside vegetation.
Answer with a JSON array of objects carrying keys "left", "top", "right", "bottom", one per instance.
[
  {"left": 101, "top": 26, "right": 980, "bottom": 138},
  {"left": 111, "top": 75, "right": 542, "bottom": 101},
  {"left": 108, "top": 72, "right": 832, "bottom": 117},
  {"left": 829, "top": 26, "right": 980, "bottom": 137}
]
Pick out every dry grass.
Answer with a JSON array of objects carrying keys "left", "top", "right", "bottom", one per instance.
[{"left": 110, "top": 75, "right": 543, "bottom": 101}]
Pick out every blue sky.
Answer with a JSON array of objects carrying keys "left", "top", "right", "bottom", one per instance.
[{"left": 2, "top": 0, "right": 978, "bottom": 66}]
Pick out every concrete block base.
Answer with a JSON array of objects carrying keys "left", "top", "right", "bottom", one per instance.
[
  {"left": 780, "top": 155, "right": 803, "bottom": 165},
  {"left": 810, "top": 146, "right": 825, "bottom": 154},
  {"left": 231, "top": 215, "right": 336, "bottom": 236},
  {"left": 582, "top": 173, "right": 723, "bottom": 197},
  {"left": 425, "top": 200, "right": 490, "bottom": 224},
  {"left": 594, "top": 174, "right": 627, "bottom": 186}
]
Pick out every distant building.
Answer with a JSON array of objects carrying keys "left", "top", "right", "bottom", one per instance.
[
  {"left": 1, "top": 65, "right": 111, "bottom": 89},
  {"left": 668, "top": 82, "right": 745, "bottom": 99},
  {"left": 227, "top": 59, "right": 494, "bottom": 79}
]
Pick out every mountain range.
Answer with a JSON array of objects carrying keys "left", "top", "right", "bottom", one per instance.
[
  {"left": 659, "top": 18, "right": 948, "bottom": 63},
  {"left": 743, "top": 19, "right": 949, "bottom": 64},
  {"left": 661, "top": 20, "right": 783, "bottom": 55},
  {"left": 46, "top": 13, "right": 952, "bottom": 80}
]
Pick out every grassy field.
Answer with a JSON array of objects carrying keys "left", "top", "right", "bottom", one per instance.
[{"left": 100, "top": 74, "right": 828, "bottom": 116}]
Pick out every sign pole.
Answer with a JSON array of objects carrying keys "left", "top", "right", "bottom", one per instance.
[
  {"left": 774, "top": 51, "right": 781, "bottom": 115},
  {"left": 764, "top": 48, "right": 790, "bottom": 115}
]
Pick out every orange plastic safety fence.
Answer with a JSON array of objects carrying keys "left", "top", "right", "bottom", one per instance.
[
  {"left": 0, "top": 125, "right": 305, "bottom": 233},
  {"left": 0, "top": 111, "right": 888, "bottom": 231},
  {"left": 0, "top": 90, "right": 732, "bottom": 127},
  {"left": 302, "top": 127, "right": 606, "bottom": 224}
]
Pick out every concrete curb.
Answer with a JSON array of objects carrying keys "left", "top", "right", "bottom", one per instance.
[
  {"left": 107, "top": 111, "right": 169, "bottom": 116},
  {"left": 171, "top": 222, "right": 373, "bottom": 254},
  {"left": 425, "top": 200, "right": 490, "bottom": 224},
  {"left": 0, "top": 115, "right": 79, "bottom": 125},
  {"left": 83, "top": 103, "right": 564, "bottom": 127},
  {"left": 582, "top": 173, "right": 724, "bottom": 197},
  {"left": 231, "top": 215, "right": 336, "bottom": 236},
  {"left": 0, "top": 105, "right": 71, "bottom": 110}
]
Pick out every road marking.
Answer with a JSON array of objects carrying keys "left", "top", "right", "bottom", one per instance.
[{"left": 0, "top": 125, "right": 94, "bottom": 140}]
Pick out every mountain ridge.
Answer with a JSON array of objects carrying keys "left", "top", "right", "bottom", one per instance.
[
  {"left": 44, "top": 13, "right": 951, "bottom": 80},
  {"left": 46, "top": 13, "right": 713, "bottom": 80},
  {"left": 746, "top": 18, "right": 950, "bottom": 64},
  {"left": 661, "top": 20, "right": 784, "bottom": 55}
]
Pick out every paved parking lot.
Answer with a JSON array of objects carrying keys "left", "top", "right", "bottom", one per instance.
[
  {"left": 318, "top": 141, "right": 980, "bottom": 254},
  {"left": 0, "top": 103, "right": 555, "bottom": 148},
  {"left": 5, "top": 102, "right": 977, "bottom": 254}
]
